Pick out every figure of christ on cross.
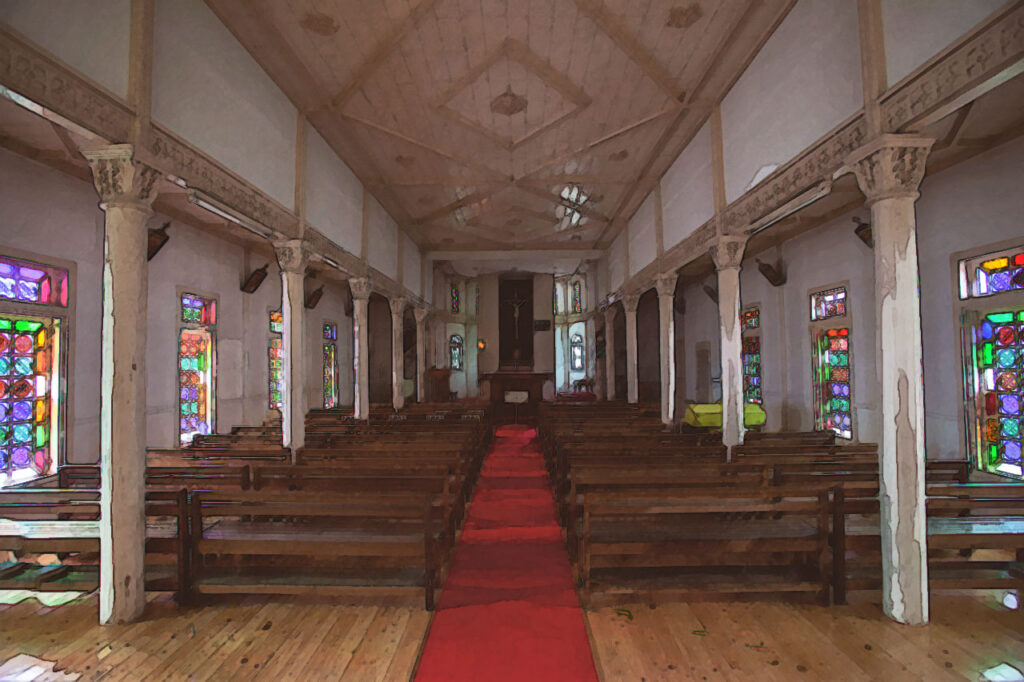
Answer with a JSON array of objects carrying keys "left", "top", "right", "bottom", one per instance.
[{"left": 505, "top": 290, "right": 528, "bottom": 340}]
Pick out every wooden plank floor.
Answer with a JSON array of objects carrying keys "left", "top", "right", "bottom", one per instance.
[
  {"left": 2, "top": 591, "right": 1022, "bottom": 680},
  {"left": 0, "top": 593, "right": 431, "bottom": 681},
  {"left": 586, "top": 591, "right": 1024, "bottom": 681}
]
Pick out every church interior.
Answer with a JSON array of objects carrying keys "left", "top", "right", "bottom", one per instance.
[{"left": 1, "top": 0, "right": 1023, "bottom": 679}]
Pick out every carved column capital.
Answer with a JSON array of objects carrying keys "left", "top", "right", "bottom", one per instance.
[
  {"left": 655, "top": 273, "right": 678, "bottom": 298},
  {"left": 273, "top": 238, "right": 312, "bottom": 274},
  {"left": 710, "top": 235, "right": 748, "bottom": 271},
  {"left": 82, "top": 144, "right": 160, "bottom": 210},
  {"left": 389, "top": 297, "right": 407, "bottom": 316},
  {"left": 844, "top": 134, "right": 934, "bottom": 204},
  {"left": 414, "top": 306, "right": 430, "bottom": 324},
  {"left": 349, "top": 277, "right": 372, "bottom": 301},
  {"left": 622, "top": 294, "right": 640, "bottom": 313}
]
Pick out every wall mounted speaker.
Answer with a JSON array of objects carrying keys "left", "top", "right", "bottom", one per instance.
[
  {"left": 240, "top": 264, "right": 269, "bottom": 294},
  {"left": 305, "top": 285, "right": 324, "bottom": 309},
  {"left": 147, "top": 221, "right": 171, "bottom": 261}
]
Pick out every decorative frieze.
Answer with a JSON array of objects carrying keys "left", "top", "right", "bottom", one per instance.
[
  {"left": 721, "top": 116, "right": 867, "bottom": 234},
  {"left": 880, "top": 3, "right": 1024, "bottom": 132},
  {"left": 0, "top": 26, "right": 134, "bottom": 143},
  {"left": 146, "top": 125, "right": 298, "bottom": 238}
]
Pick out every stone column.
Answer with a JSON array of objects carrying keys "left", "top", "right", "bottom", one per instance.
[
  {"left": 389, "top": 297, "right": 406, "bottom": 411},
  {"left": 414, "top": 307, "right": 429, "bottom": 403},
  {"left": 623, "top": 294, "right": 640, "bottom": 404},
  {"left": 274, "top": 240, "right": 310, "bottom": 452},
  {"left": 83, "top": 144, "right": 159, "bottom": 625},
  {"left": 846, "top": 134, "right": 934, "bottom": 626},
  {"left": 710, "top": 235, "right": 747, "bottom": 448},
  {"left": 656, "top": 273, "right": 678, "bottom": 425},
  {"left": 603, "top": 306, "right": 617, "bottom": 400},
  {"left": 350, "top": 278, "right": 372, "bottom": 420}
]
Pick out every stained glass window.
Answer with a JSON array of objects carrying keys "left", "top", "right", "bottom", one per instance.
[
  {"left": 450, "top": 282, "right": 460, "bottom": 314},
  {"left": 268, "top": 338, "right": 283, "bottom": 411},
  {"left": 742, "top": 307, "right": 760, "bottom": 330},
  {"left": 812, "top": 327, "right": 851, "bottom": 439},
  {"left": 269, "top": 310, "right": 283, "bottom": 334},
  {"left": 323, "top": 323, "right": 338, "bottom": 409},
  {"left": 570, "top": 333, "right": 584, "bottom": 371},
  {"left": 0, "top": 316, "right": 60, "bottom": 486},
  {"left": 743, "top": 336, "right": 762, "bottom": 404},
  {"left": 179, "top": 294, "right": 215, "bottom": 444},
  {"left": 571, "top": 281, "right": 583, "bottom": 314},
  {"left": 450, "top": 335, "right": 464, "bottom": 371},
  {"left": 967, "top": 309, "right": 1023, "bottom": 479},
  {"left": 0, "top": 256, "right": 68, "bottom": 307},
  {"left": 959, "top": 248, "right": 1024, "bottom": 300},
  {"left": 810, "top": 287, "right": 847, "bottom": 321}
]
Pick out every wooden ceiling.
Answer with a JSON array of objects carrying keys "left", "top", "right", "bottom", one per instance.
[{"left": 207, "top": 0, "right": 794, "bottom": 251}]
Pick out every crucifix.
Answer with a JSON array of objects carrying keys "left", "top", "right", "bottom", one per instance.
[{"left": 504, "top": 290, "right": 528, "bottom": 340}]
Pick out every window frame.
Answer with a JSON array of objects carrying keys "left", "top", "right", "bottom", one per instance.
[
  {"left": 449, "top": 334, "right": 464, "bottom": 371},
  {"left": 176, "top": 286, "right": 218, "bottom": 446},
  {"left": 0, "top": 248, "right": 76, "bottom": 484},
  {"left": 741, "top": 303, "right": 762, "bottom": 405},
  {"left": 951, "top": 238, "right": 1024, "bottom": 480},
  {"left": 807, "top": 281, "right": 855, "bottom": 441}
]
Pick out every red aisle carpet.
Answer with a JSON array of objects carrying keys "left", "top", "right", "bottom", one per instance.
[{"left": 414, "top": 425, "right": 599, "bottom": 682}]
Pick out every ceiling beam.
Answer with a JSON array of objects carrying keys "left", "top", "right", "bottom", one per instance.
[{"left": 425, "top": 249, "right": 603, "bottom": 261}]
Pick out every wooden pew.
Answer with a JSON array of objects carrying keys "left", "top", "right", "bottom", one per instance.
[
  {"left": 189, "top": 490, "right": 444, "bottom": 609},
  {"left": 832, "top": 482, "right": 1024, "bottom": 603},
  {"left": 0, "top": 488, "right": 190, "bottom": 601},
  {"left": 578, "top": 484, "right": 832, "bottom": 607}
]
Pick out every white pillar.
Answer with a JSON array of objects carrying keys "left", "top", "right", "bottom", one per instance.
[
  {"left": 656, "top": 273, "right": 678, "bottom": 425},
  {"left": 603, "top": 306, "right": 617, "bottom": 400},
  {"left": 414, "top": 307, "right": 428, "bottom": 403},
  {"left": 846, "top": 134, "right": 934, "bottom": 626},
  {"left": 350, "top": 278, "right": 372, "bottom": 420},
  {"left": 559, "top": 321, "right": 571, "bottom": 391},
  {"left": 711, "top": 235, "right": 747, "bottom": 448},
  {"left": 389, "top": 297, "right": 406, "bottom": 411},
  {"left": 586, "top": 315, "right": 599, "bottom": 398},
  {"left": 623, "top": 294, "right": 640, "bottom": 404},
  {"left": 274, "top": 240, "right": 309, "bottom": 451},
  {"left": 83, "top": 145, "right": 159, "bottom": 625}
]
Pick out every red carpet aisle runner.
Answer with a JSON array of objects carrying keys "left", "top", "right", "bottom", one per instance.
[{"left": 414, "top": 425, "right": 599, "bottom": 682}]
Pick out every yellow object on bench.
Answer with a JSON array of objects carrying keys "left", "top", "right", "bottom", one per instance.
[{"left": 682, "top": 403, "right": 766, "bottom": 429}]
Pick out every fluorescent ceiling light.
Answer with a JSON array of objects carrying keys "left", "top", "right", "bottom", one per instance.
[{"left": 187, "top": 189, "right": 273, "bottom": 239}]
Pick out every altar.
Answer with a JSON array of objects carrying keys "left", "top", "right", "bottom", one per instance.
[{"left": 480, "top": 371, "right": 552, "bottom": 421}]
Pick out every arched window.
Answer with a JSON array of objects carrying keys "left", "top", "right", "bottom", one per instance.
[
  {"left": 449, "top": 334, "right": 464, "bottom": 371},
  {"left": 570, "top": 333, "right": 584, "bottom": 371}
]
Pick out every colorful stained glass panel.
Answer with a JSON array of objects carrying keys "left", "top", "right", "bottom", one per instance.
[
  {"left": 972, "top": 309, "right": 1024, "bottom": 478},
  {"left": 743, "top": 335, "right": 762, "bottom": 404},
  {"left": 571, "top": 281, "right": 583, "bottom": 314},
  {"left": 812, "top": 327, "right": 851, "bottom": 439},
  {"left": 269, "top": 310, "right": 283, "bottom": 334},
  {"left": 0, "top": 256, "right": 68, "bottom": 307},
  {"left": 268, "top": 338, "right": 284, "bottom": 411},
  {"left": 810, "top": 287, "right": 847, "bottom": 321},
  {"left": 1, "top": 316, "right": 59, "bottom": 486}
]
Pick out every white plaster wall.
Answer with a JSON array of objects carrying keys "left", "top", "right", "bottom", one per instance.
[
  {"left": 402, "top": 234, "right": 421, "bottom": 297},
  {"left": 476, "top": 274, "right": 499, "bottom": 375},
  {"left": 721, "top": 0, "right": 862, "bottom": 203},
  {"left": 422, "top": 259, "right": 434, "bottom": 305},
  {"left": 738, "top": 247, "right": 787, "bottom": 431},
  {"left": 916, "top": 135, "right": 1024, "bottom": 459},
  {"left": 366, "top": 196, "right": 398, "bottom": 281},
  {"left": 608, "top": 232, "right": 627, "bottom": 292},
  {"left": 628, "top": 192, "right": 658, "bottom": 277},
  {"left": 533, "top": 274, "right": 555, "bottom": 375},
  {"left": 0, "top": 0, "right": 130, "bottom": 99},
  {"left": 0, "top": 149, "right": 104, "bottom": 464},
  {"left": 883, "top": 0, "right": 1008, "bottom": 86},
  {"left": 661, "top": 121, "right": 713, "bottom": 250},
  {"left": 305, "top": 125, "right": 363, "bottom": 256},
  {"left": 153, "top": 0, "right": 296, "bottom": 208},
  {"left": 303, "top": 279, "right": 353, "bottom": 409},
  {"left": 0, "top": 148, "right": 288, "bottom": 458},
  {"left": 680, "top": 275, "right": 721, "bottom": 403}
]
